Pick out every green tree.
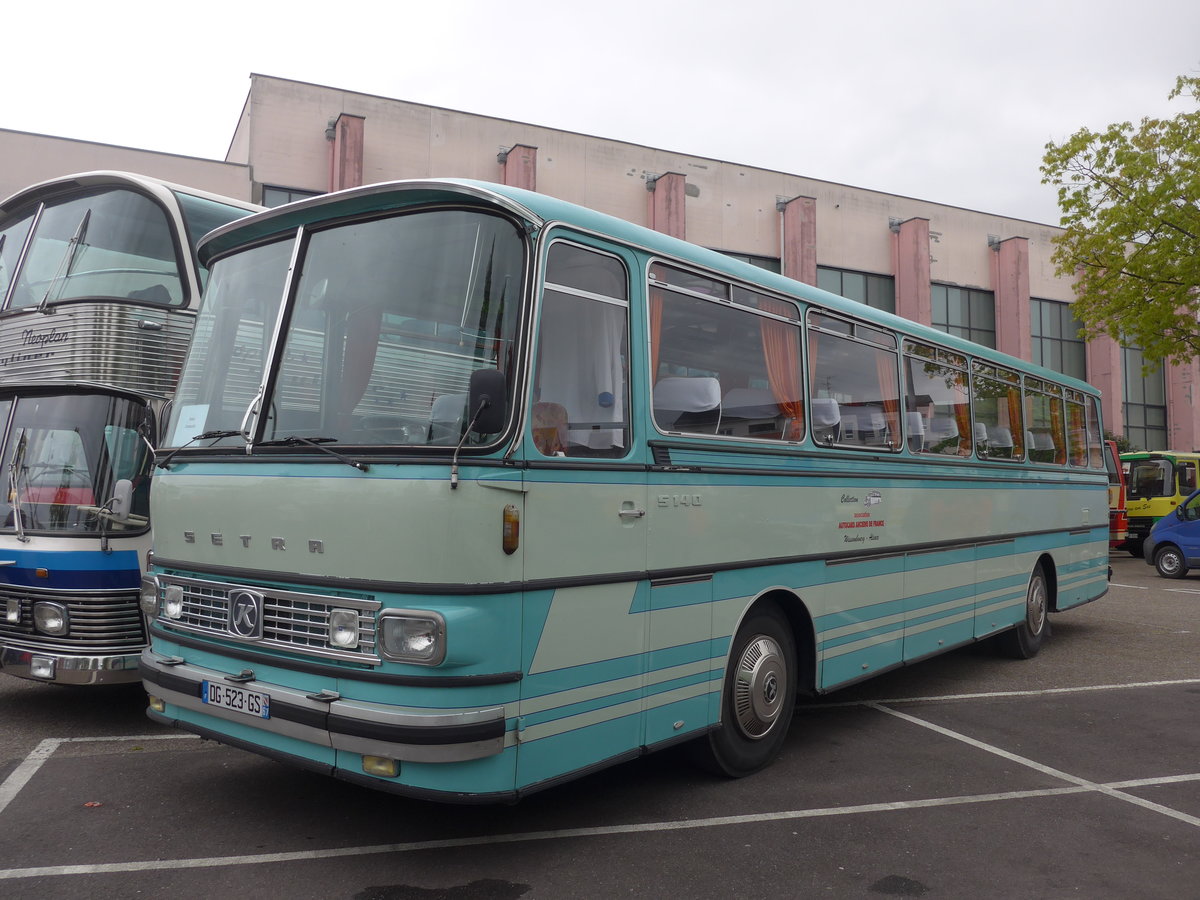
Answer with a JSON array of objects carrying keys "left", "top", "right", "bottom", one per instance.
[{"left": 1041, "top": 75, "right": 1200, "bottom": 366}]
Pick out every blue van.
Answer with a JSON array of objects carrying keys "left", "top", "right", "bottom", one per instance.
[{"left": 1144, "top": 489, "right": 1200, "bottom": 578}]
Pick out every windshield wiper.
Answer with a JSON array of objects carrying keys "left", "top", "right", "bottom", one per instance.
[
  {"left": 252, "top": 436, "right": 369, "bottom": 472},
  {"left": 7, "top": 429, "right": 30, "bottom": 542},
  {"left": 38, "top": 208, "right": 91, "bottom": 312},
  {"left": 156, "top": 429, "right": 246, "bottom": 470}
]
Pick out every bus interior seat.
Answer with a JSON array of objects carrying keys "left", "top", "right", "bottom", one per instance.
[
  {"left": 721, "top": 388, "right": 781, "bottom": 436},
  {"left": 974, "top": 422, "right": 989, "bottom": 447},
  {"left": 532, "top": 401, "right": 569, "bottom": 455},
  {"left": 927, "top": 416, "right": 960, "bottom": 452},
  {"left": 988, "top": 426, "right": 1015, "bottom": 458},
  {"left": 905, "top": 411, "right": 926, "bottom": 452},
  {"left": 811, "top": 397, "right": 840, "bottom": 444},
  {"left": 654, "top": 376, "right": 722, "bottom": 433},
  {"left": 429, "top": 392, "right": 467, "bottom": 443}
]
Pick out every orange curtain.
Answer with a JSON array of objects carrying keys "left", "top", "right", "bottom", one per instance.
[
  {"left": 649, "top": 289, "right": 663, "bottom": 385},
  {"left": 875, "top": 349, "right": 899, "bottom": 444},
  {"left": 1049, "top": 398, "right": 1067, "bottom": 465},
  {"left": 757, "top": 298, "right": 804, "bottom": 439},
  {"left": 1007, "top": 385, "right": 1025, "bottom": 459},
  {"left": 951, "top": 373, "right": 972, "bottom": 456},
  {"left": 1067, "top": 402, "right": 1087, "bottom": 466}
]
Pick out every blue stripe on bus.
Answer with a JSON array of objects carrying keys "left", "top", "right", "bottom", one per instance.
[{"left": 0, "top": 549, "right": 140, "bottom": 589}]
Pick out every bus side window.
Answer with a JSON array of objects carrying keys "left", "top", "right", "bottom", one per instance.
[
  {"left": 1179, "top": 462, "right": 1196, "bottom": 494},
  {"left": 531, "top": 243, "right": 630, "bottom": 458}
]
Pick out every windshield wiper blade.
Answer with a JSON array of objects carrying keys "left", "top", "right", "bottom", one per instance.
[
  {"left": 39, "top": 208, "right": 91, "bottom": 311},
  {"left": 156, "top": 429, "right": 246, "bottom": 469},
  {"left": 252, "top": 436, "right": 369, "bottom": 472}
]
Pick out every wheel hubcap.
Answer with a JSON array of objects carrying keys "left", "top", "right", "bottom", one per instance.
[
  {"left": 1027, "top": 577, "right": 1047, "bottom": 635},
  {"left": 732, "top": 635, "right": 787, "bottom": 740}
]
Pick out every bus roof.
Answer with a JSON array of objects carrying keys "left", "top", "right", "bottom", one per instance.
[
  {"left": 196, "top": 178, "right": 1100, "bottom": 398},
  {"left": 0, "top": 170, "right": 260, "bottom": 217}
]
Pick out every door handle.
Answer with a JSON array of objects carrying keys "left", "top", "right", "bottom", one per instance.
[{"left": 618, "top": 507, "right": 646, "bottom": 519}]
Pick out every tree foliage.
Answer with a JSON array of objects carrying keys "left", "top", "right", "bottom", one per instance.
[{"left": 1041, "top": 75, "right": 1200, "bottom": 366}]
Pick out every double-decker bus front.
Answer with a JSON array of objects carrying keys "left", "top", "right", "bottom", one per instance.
[
  {"left": 0, "top": 173, "right": 257, "bottom": 685},
  {"left": 140, "top": 185, "right": 532, "bottom": 800}
]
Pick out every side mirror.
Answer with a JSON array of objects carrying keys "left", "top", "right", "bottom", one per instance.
[
  {"left": 467, "top": 369, "right": 507, "bottom": 435},
  {"left": 109, "top": 479, "right": 134, "bottom": 523}
]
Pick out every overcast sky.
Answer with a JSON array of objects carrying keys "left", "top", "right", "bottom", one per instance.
[{"left": 7, "top": 1, "right": 1198, "bottom": 225}]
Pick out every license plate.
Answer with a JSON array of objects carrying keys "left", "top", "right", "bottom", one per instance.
[{"left": 201, "top": 680, "right": 270, "bottom": 719}]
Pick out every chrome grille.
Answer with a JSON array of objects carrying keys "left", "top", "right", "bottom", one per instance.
[
  {"left": 0, "top": 584, "right": 145, "bottom": 651},
  {"left": 155, "top": 574, "right": 380, "bottom": 664}
]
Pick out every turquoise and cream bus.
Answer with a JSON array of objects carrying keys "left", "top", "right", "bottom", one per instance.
[
  {"left": 0, "top": 172, "right": 259, "bottom": 685},
  {"left": 138, "top": 179, "right": 1109, "bottom": 801}
]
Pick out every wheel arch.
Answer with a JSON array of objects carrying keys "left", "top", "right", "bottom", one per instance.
[
  {"left": 1037, "top": 552, "right": 1060, "bottom": 612},
  {"left": 739, "top": 588, "right": 817, "bottom": 698}
]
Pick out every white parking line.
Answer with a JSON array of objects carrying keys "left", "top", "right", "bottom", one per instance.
[
  {"left": 0, "top": 734, "right": 197, "bottom": 817},
  {"left": 2, "top": 686, "right": 1197, "bottom": 882},
  {"left": 1109, "top": 583, "right": 1148, "bottom": 589}
]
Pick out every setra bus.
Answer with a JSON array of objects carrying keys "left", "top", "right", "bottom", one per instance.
[
  {"left": 138, "top": 179, "right": 1110, "bottom": 801},
  {"left": 0, "top": 171, "right": 259, "bottom": 685}
]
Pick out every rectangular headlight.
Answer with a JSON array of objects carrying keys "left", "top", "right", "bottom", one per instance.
[
  {"left": 379, "top": 611, "right": 446, "bottom": 665},
  {"left": 33, "top": 601, "right": 69, "bottom": 636},
  {"left": 139, "top": 574, "right": 161, "bottom": 618},
  {"left": 329, "top": 608, "right": 360, "bottom": 649}
]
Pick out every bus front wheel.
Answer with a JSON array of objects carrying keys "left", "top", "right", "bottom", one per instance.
[
  {"left": 997, "top": 566, "right": 1049, "bottom": 659},
  {"left": 691, "top": 604, "right": 797, "bottom": 778}
]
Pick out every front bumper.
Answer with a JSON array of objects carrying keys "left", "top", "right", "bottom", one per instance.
[
  {"left": 0, "top": 644, "right": 142, "bottom": 685},
  {"left": 138, "top": 649, "right": 508, "bottom": 763}
]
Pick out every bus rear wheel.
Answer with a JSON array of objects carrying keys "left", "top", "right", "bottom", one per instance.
[
  {"left": 997, "top": 566, "right": 1049, "bottom": 659},
  {"left": 691, "top": 604, "right": 796, "bottom": 778}
]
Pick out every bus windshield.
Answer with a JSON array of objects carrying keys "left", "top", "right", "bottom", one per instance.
[
  {"left": 0, "top": 392, "right": 152, "bottom": 534},
  {"left": 1127, "top": 458, "right": 1173, "bottom": 499},
  {"left": 4, "top": 188, "right": 186, "bottom": 309},
  {"left": 168, "top": 209, "right": 525, "bottom": 449}
]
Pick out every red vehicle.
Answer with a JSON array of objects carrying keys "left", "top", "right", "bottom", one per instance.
[{"left": 1106, "top": 440, "right": 1129, "bottom": 550}]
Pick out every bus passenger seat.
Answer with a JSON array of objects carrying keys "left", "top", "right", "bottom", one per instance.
[
  {"left": 988, "top": 426, "right": 1014, "bottom": 458},
  {"left": 532, "top": 401, "right": 569, "bottom": 455},
  {"left": 811, "top": 398, "right": 840, "bottom": 444},
  {"left": 722, "top": 388, "right": 780, "bottom": 436},
  {"left": 429, "top": 392, "right": 467, "bottom": 443},
  {"left": 905, "top": 411, "right": 926, "bottom": 452},
  {"left": 654, "top": 377, "right": 722, "bottom": 433}
]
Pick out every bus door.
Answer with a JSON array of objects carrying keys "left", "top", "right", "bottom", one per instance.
[{"left": 517, "top": 240, "right": 647, "bottom": 783}]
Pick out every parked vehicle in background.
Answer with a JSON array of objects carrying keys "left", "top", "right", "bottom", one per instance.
[
  {"left": 1121, "top": 451, "right": 1200, "bottom": 557},
  {"left": 1143, "top": 488, "right": 1200, "bottom": 578},
  {"left": 0, "top": 172, "right": 259, "bottom": 685},
  {"left": 1106, "top": 441, "right": 1128, "bottom": 551}
]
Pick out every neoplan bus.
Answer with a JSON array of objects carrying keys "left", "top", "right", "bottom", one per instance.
[
  {"left": 0, "top": 172, "right": 259, "bottom": 685},
  {"left": 139, "top": 179, "right": 1110, "bottom": 802}
]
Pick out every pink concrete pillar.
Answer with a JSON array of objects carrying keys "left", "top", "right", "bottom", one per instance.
[
  {"left": 1085, "top": 333, "right": 1124, "bottom": 437},
  {"left": 499, "top": 144, "right": 537, "bottom": 191},
  {"left": 1167, "top": 357, "right": 1200, "bottom": 450},
  {"left": 646, "top": 172, "right": 686, "bottom": 239},
  {"left": 992, "top": 237, "right": 1031, "bottom": 361},
  {"left": 891, "top": 218, "right": 931, "bottom": 326},
  {"left": 779, "top": 196, "right": 817, "bottom": 285},
  {"left": 328, "top": 113, "right": 365, "bottom": 192}
]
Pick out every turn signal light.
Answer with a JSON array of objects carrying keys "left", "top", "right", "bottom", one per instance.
[{"left": 502, "top": 504, "right": 519, "bottom": 555}]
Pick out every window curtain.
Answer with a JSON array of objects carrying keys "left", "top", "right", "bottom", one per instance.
[
  {"left": 1067, "top": 401, "right": 1087, "bottom": 466},
  {"left": 950, "top": 373, "right": 972, "bottom": 456},
  {"left": 1049, "top": 397, "right": 1067, "bottom": 465},
  {"left": 1007, "top": 385, "right": 1025, "bottom": 459},
  {"left": 757, "top": 298, "right": 804, "bottom": 439},
  {"left": 875, "top": 350, "right": 900, "bottom": 443},
  {"left": 649, "top": 289, "right": 664, "bottom": 384}
]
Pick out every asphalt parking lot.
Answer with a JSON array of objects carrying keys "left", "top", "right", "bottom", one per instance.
[{"left": 1, "top": 553, "right": 1198, "bottom": 899}]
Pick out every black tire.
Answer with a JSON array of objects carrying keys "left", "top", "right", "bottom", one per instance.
[
  {"left": 691, "top": 604, "right": 797, "bottom": 778},
  {"left": 1154, "top": 545, "right": 1188, "bottom": 579},
  {"left": 997, "top": 566, "right": 1050, "bottom": 659},
  {"left": 1127, "top": 540, "right": 1145, "bottom": 559}
]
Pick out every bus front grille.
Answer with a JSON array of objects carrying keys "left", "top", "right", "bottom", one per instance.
[{"left": 0, "top": 585, "right": 146, "bottom": 651}]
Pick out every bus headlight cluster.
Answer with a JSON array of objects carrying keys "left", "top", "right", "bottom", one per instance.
[
  {"left": 33, "top": 602, "right": 69, "bottom": 636},
  {"left": 163, "top": 584, "right": 185, "bottom": 620},
  {"left": 379, "top": 611, "right": 446, "bottom": 665}
]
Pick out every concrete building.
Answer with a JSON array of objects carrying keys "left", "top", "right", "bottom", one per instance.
[{"left": 2, "top": 73, "right": 1191, "bottom": 449}]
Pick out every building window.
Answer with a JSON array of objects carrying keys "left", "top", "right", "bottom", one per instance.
[
  {"left": 1031, "top": 298, "right": 1086, "bottom": 381},
  {"left": 719, "top": 252, "right": 781, "bottom": 274},
  {"left": 931, "top": 284, "right": 995, "bottom": 348},
  {"left": 817, "top": 267, "right": 895, "bottom": 313},
  {"left": 261, "top": 186, "right": 322, "bottom": 208},
  {"left": 1123, "top": 346, "right": 1167, "bottom": 450}
]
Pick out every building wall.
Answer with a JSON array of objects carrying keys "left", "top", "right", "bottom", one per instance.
[{"left": 0, "top": 128, "right": 253, "bottom": 204}]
